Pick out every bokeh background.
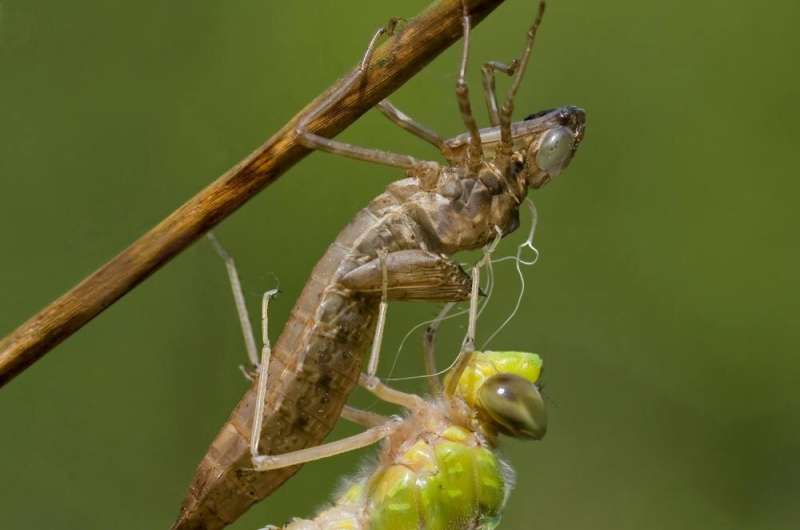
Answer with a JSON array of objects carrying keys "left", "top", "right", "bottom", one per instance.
[{"left": 1, "top": 0, "right": 798, "bottom": 529}]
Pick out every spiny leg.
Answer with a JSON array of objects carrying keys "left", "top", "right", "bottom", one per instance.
[
  {"left": 252, "top": 416, "right": 402, "bottom": 471},
  {"left": 207, "top": 233, "right": 259, "bottom": 376},
  {"left": 481, "top": 60, "right": 519, "bottom": 127},
  {"left": 455, "top": 0, "right": 483, "bottom": 173},
  {"left": 499, "top": 1, "right": 546, "bottom": 151},
  {"left": 376, "top": 100, "right": 446, "bottom": 152},
  {"left": 250, "top": 288, "right": 280, "bottom": 459},
  {"left": 295, "top": 20, "right": 439, "bottom": 171}
]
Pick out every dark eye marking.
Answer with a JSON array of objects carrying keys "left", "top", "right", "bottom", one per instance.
[{"left": 524, "top": 108, "right": 555, "bottom": 121}]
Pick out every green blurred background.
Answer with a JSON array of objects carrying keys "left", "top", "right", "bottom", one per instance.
[{"left": 1, "top": 0, "right": 798, "bottom": 528}]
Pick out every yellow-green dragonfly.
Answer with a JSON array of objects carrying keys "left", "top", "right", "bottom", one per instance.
[{"left": 267, "top": 349, "right": 546, "bottom": 530}]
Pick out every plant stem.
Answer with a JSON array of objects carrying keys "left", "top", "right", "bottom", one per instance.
[{"left": 0, "top": 0, "right": 507, "bottom": 387}]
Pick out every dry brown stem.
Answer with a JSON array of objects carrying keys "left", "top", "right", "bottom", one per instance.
[{"left": 0, "top": 0, "right": 507, "bottom": 387}]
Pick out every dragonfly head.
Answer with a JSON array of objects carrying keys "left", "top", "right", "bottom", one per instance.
[
  {"left": 441, "top": 105, "right": 585, "bottom": 198},
  {"left": 512, "top": 106, "right": 586, "bottom": 189},
  {"left": 445, "top": 351, "right": 547, "bottom": 440},
  {"left": 477, "top": 372, "right": 547, "bottom": 440}
]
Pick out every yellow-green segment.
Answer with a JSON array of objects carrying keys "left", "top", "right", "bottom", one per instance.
[{"left": 365, "top": 437, "right": 506, "bottom": 530}]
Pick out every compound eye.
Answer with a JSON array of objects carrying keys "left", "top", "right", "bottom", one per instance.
[
  {"left": 534, "top": 126, "right": 574, "bottom": 176},
  {"left": 477, "top": 373, "right": 547, "bottom": 440}
]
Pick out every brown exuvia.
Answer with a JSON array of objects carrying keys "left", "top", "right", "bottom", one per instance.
[{"left": 173, "top": 1, "right": 585, "bottom": 528}]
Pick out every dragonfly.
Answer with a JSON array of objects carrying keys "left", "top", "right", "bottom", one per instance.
[
  {"left": 173, "top": 1, "right": 584, "bottom": 528},
  {"left": 262, "top": 338, "right": 547, "bottom": 529}
]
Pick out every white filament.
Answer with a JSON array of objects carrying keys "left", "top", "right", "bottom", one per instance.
[
  {"left": 385, "top": 203, "right": 540, "bottom": 383},
  {"left": 481, "top": 198, "right": 540, "bottom": 349}
]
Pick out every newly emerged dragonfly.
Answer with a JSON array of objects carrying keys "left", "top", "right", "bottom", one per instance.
[
  {"left": 173, "top": 1, "right": 584, "bottom": 528},
  {"left": 266, "top": 347, "right": 547, "bottom": 530}
]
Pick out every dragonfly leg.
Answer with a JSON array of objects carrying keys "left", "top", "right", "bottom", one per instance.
[
  {"left": 353, "top": 254, "right": 427, "bottom": 412},
  {"left": 207, "top": 233, "right": 259, "bottom": 376},
  {"left": 360, "top": 373, "right": 426, "bottom": 412},
  {"left": 252, "top": 416, "right": 403, "bottom": 471},
  {"left": 296, "top": 129, "right": 435, "bottom": 170},
  {"left": 446, "top": 228, "right": 503, "bottom": 395},
  {"left": 341, "top": 248, "right": 471, "bottom": 383},
  {"left": 294, "top": 22, "right": 440, "bottom": 172},
  {"left": 480, "top": 60, "right": 519, "bottom": 127},
  {"left": 376, "top": 100, "right": 446, "bottom": 152},
  {"left": 365, "top": 250, "right": 389, "bottom": 377},
  {"left": 249, "top": 289, "right": 280, "bottom": 460},
  {"left": 341, "top": 405, "right": 390, "bottom": 428},
  {"left": 498, "top": 1, "right": 546, "bottom": 152},
  {"left": 455, "top": 0, "right": 483, "bottom": 173}
]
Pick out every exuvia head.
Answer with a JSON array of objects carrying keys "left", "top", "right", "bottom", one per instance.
[
  {"left": 445, "top": 351, "right": 547, "bottom": 440},
  {"left": 443, "top": 105, "right": 586, "bottom": 192},
  {"left": 516, "top": 106, "right": 586, "bottom": 189}
]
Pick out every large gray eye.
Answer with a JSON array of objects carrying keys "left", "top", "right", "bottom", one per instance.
[
  {"left": 535, "top": 126, "right": 574, "bottom": 176},
  {"left": 477, "top": 373, "right": 547, "bottom": 440}
]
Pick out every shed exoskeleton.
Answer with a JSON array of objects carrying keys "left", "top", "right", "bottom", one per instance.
[{"left": 173, "top": 2, "right": 584, "bottom": 529}]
